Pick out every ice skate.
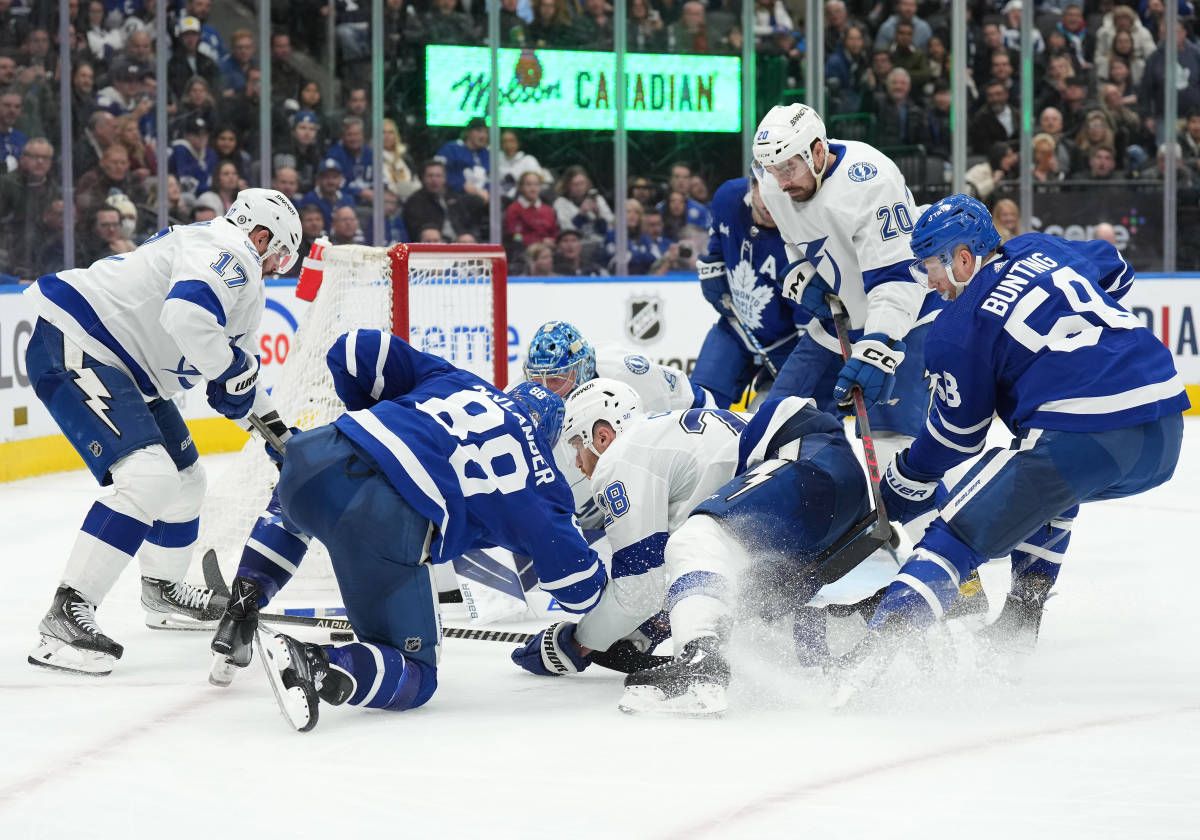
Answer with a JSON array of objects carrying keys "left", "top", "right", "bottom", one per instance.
[
  {"left": 945, "top": 569, "right": 990, "bottom": 628},
  {"left": 142, "top": 576, "right": 227, "bottom": 630},
  {"left": 978, "top": 572, "right": 1054, "bottom": 656},
  {"left": 618, "top": 636, "right": 729, "bottom": 717},
  {"left": 209, "top": 576, "right": 262, "bottom": 687},
  {"left": 28, "top": 586, "right": 124, "bottom": 676},
  {"left": 256, "top": 630, "right": 351, "bottom": 732}
]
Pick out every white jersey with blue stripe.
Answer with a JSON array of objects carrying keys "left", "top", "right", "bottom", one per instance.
[
  {"left": 328, "top": 330, "right": 607, "bottom": 614},
  {"left": 24, "top": 219, "right": 266, "bottom": 400},
  {"left": 756, "top": 139, "right": 942, "bottom": 348},
  {"left": 908, "top": 233, "right": 1188, "bottom": 477}
]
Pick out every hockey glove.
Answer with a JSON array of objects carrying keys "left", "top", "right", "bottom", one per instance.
[
  {"left": 511, "top": 621, "right": 590, "bottom": 677},
  {"left": 880, "top": 449, "right": 943, "bottom": 525},
  {"left": 207, "top": 348, "right": 260, "bottom": 420},
  {"left": 833, "top": 333, "right": 906, "bottom": 412},
  {"left": 256, "top": 411, "right": 299, "bottom": 467},
  {"left": 781, "top": 262, "right": 833, "bottom": 320}
]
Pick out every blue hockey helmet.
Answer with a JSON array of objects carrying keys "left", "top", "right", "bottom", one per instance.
[
  {"left": 523, "top": 321, "right": 596, "bottom": 398},
  {"left": 909, "top": 194, "right": 1001, "bottom": 297},
  {"left": 506, "top": 381, "right": 566, "bottom": 448}
]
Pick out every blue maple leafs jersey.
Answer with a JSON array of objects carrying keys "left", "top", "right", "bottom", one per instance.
[
  {"left": 909, "top": 233, "right": 1189, "bottom": 477},
  {"left": 697, "top": 177, "right": 807, "bottom": 347},
  {"left": 327, "top": 329, "right": 607, "bottom": 613}
]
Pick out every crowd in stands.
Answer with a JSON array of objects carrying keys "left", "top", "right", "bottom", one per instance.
[{"left": 1, "top": 0, "right": 1199, "bottom": 282}]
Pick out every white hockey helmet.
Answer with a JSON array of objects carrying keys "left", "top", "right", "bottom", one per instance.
[
  {"left": 561, "top": 377, "right": 642, "bottom": 455},
  {"left": 752, "top": 103, "right": 830, "bottom": 185},
  {"left": 225, "top": 188, "right": 303, "bottom": 274}
]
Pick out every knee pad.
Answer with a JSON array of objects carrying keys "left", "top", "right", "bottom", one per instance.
[
  {"left": 149, "top": 462, "right": 207, "bottom": 524},
  {"left": 107, "top": 445, "right": 183, "bottom": 524}
]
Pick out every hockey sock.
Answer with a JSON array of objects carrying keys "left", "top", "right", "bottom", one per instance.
[
  {"left": 63, "top": 501, "right": 153, "bottom": 604},
  {"left": 666, "top": 570, "right": 733, "bottom": 652},
  {"left": 139, "top": 518, "right": 199, "bottom": 581},
  {"left": 869, "top": 520, "right": 985, "bottom": 632},
  {"left": 236, "top": 495, "right": 312, "bottom": 606},
  {"left": 1010, "top": 506, "right": 1075, "bottom": 592},
  {"left": 324, "top": 642, "right": 438, "bottom": 711}
]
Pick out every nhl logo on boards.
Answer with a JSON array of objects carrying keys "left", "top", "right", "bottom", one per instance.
[
  {"left": 404, "top": 637, "right": 422, "bottom": 652},
  {"left": 625, "top": 296, "right": 662, "bottom": 344},
  {"left": 88, "top": 441, "right": 103, "bottom": 457}
]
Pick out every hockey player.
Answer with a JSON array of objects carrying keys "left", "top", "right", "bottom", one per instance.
[
  {"left": 212, "top": 330, "right": 608, "bottom": 731},
  {"left": 23, "top": 188, "right": 301, "bottom": 676},
  {"left": 844, "top": 195, "right": 1187, "bottom": 693},
  {"left": 692, "top": 175, "right": 808, "bottom": 409},
  {"left": 751, "top": 103, "right": 942, "bottom": 469},
  {"left": 510, "top": 380, "right": 872, "bottom": 717}
]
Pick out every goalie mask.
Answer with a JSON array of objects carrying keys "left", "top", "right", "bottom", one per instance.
[
  {"left": 225, "top": 188, "right": 303, "bottom": 274},
  {"left": 523, "top": 321, "right": 596, "bottom": 398},
  {"left": 561, "top": 378, "right": 641, "bottom": 456},
  {"left": 506, "top": 381, "right": 566, "bottom": 448}
]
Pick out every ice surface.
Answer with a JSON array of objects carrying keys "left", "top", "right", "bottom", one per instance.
[{"left": 2, "top": 426, "right": 1198, "bottom": 839}]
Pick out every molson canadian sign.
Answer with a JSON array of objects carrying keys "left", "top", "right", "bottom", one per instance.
[{"left": 425, "top": 45, "right": 741, "bottom": 133}]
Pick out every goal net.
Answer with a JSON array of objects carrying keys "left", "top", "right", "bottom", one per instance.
[{"left": 197, "top": 243, "right": 507, "bottom": 601}]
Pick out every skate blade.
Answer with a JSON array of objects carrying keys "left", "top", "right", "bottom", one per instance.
[
  {"left": 618, "top": 683, "right": 728, "bottom": 718},
  {"left": 208, "top": 654, "right": 239, "bottom": 688},
  {"left": 145, "top": 610, "right": 219, "bottom": 631},
  {"left": 255, "top": 630, "right": 318, "bottom": 732},
  {"left": 28, "top": 637, "right": 114, "bottom": 677}
]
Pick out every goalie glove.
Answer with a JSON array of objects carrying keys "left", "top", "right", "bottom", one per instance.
[
  {"left": 511, "top": 621, "right": 590, "bottom": 676},
  {"left": 833, "top": 333, "right": 906, "bottom": 411},
  {"left": 880, "top": 449, "right": 943, "bottom": 525}
]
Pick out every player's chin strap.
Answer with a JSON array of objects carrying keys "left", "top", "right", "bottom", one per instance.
[{"left": 810, "top": 140, "right": 833, "bottom": 192}]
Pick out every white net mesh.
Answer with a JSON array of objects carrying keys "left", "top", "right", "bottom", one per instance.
[{"left": 197, "top": 244, "right": 501, "bottom": 599}]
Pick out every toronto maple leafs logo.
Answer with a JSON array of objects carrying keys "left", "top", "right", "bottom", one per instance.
[{"left": 728, "top": 259, "right": 774, "bottom": 331}]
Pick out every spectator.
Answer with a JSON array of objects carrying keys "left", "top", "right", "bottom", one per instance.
[
  {"left": 1032, "top": 132, "right": 1066, "bottom": 184},
  {"left": 496, "top": 0, "right": 526, "bottom": 48},
  {"left": 1059, "top": 78, "right": 1090, "bottom": 138},
  {"left": 104, "top": 192, "right": 140, "bottom": 245},
  {"left": 70, "top": 60, "right": 97, "bottom": 133},
  {"left": 1083, "top": 144, "right": 1120, "bottom": 180},
  {"left": 925, "top": 82, "right": 952, "bottom": 158},
  {"left": 989, "top": 49, "right": 1018, "bottom": 99},
  {"left": 574, "top": 0, "right": 614, "bottom": 49},
  {"left": 659, "top": 162, "right": 711, "bottom": 227},
  {"left": 504, "top": 171, "right": 558, "bottom": 248},
  {"left": 991, "top": 197, "right": 1020, "bottom": 242},
  {"left": 874, "top": 0, "right": 932, "bottom": 52},
  {"left": 667, "top": 1, "right": 723, "bottom": 54},
  {"left": 0, "top": 1, "right": 28, "bottom": 55},
  {"left": 329, "top": 205, "right": 365, "bottom": 246},
  {"left": 1094, "top": 222, "right": 1118, "bottom": 245},
  {"left": 0, "top": 136, "right": 59, "bottom": 280},
  {"left": 196, "top": 160, "right": 242, "bottom": 214},
  {"left": 78, "top": 205, "right": 133, "bottom": 265},
  {"left": 219, "top": 29, "right": 256, "bottom": 96},
  {"left": 999, "top": 1, "right": 1045, "bottom": 57},
  {"left": 327, "top": 116, "right": 375, "bottom": 203},
  {"left": 1035, "top": 52, "right": 1078, "bottom": 117},
  {"left": 1100, "top": 83, "right": 1150, "bottom": 169},
  {"left": 1071, "top": 110, "right": 1120, "bottom": 175},
  {"left": 19, "top": 27, "right": 53, "bottom": 76},
  {"left": 1097, "top": 29, "right": 1148, "bottom": 88},
  {"left": 168, "top": 113, "right": 218, "bottom": 198},
  {"left": 32, "top": 197, "right": 65, "bottom": 278},
  {"left": 273, "top": 111, "right": 324, "bottom": 194},
  {"left": 969, "top": 81, "right": 1017, "bottom": 155},
  {"left": 0, "top": 88, "right": 25, "bottom": 172},
  {"left": 888, "top": 21, "right": 930, "bottom": 96},
  {"left": 172, "top": 75, "right": 219, "bottom": 136},
  {"left": 187, "top": 0, "right": 226, "bottom": 63},
  {"left": 334, "top": 85, "right": 372, "bottom": 136},
  {"left": 1103, "top": 56, "right": 1139, "bottom": 108},
  {"left": 268, "top": 33, "right": 305, "bottom": 105},
  {"left": 554, "top": 228, "right": 604, "bottom": 276},
  {"left": 875, "top": 67, "right": 928, "bottom": 147},
  {"left": 300, "top": 159, "right": 356, "bottom": 229},
  {"left": 689, "top": 174, "right": 710, "bottom": 205},
  {"left": 661, "top": 189, "right": 706, "bottom": 247},
  {"left": 403, "top": 159, "right": 486, "bottom": 242},
  {"left": 604, "top": 198, "right": 648, "bottom": 272},
  {"left": 333, "top": 0, "right": 372, "bottom": 75},
  {"left": 83, "top": 2, "right": 124, "bottom": 66},
  {"left": 419, "top": 225, "right": 446, "bottom": 244},
  {"left": 436, "top": 116, "right": 490, "bottom": 200},
  {"left": 382, "top": 117, "right": 419, "bottom": 200},
  {"left": 1140, "top": 142, "right": 1196, "bottom": 188},
  {"left": 639, "top": 207, "right": 677, "bottom": 275},
  {"left": 1140, "top": 21, "right": 1200, "bottom": 140},
  {"left": 1095, "top": 5, "right": 1156, "bottom": 79},
  {"left": 224, "top": 67, "right": 263, "bottom": 153},
  {"left": 73, "top": 110, "right": 116, "bottom": 180},
  {"left": 753, "top": 0, "right": 795, "bottom": 42},
  {"left": 525, "top": 241, "right": 555, "bottom": 275},
  {"left": 629, "top": 175, "right": 659, "bottom": 210},
  {"left": 290, "top": 203, "right": 327, "bottom": 277},
  {"left": 527, "top": 0, "right": 577, "bottom": 48},
  {"left": 497, "top": 129, "right": 548, "bottom": 201},
  {"left": 213, "top": 126, "right": 253, "bottom": 183},
  {"left": 866, "top": 49, "right": 893, "bottom": 100},
  {"left": 123, "top": 29, "right": 154, "bottom": 67},
  {"left": 1180, "top": 110, "right": 1200, "bottom": 176},
  {"left": 139, "top": 174, "right": 191, "bottom": 234},
  {"left": 975, "top": 21, "right": 1019, "bottom": 89},
  {"left": 1056, "top": 4, "right": 1096, "bottom": 70},
  {"left": 922, "top": 34, "right": 949, "bottom": 100},
  {"left": 96, "top": 60, "right": 152, "bottom": 121},
  {"left": 1038, "top": 108, "right": 1076, "bottom": 169},
  {"left": 627, "top": 0, "right": 667, "bottom": 51},
  {"left": 553, "top": 165, "right": 613, "bottom": 248},
  {"left": 824, "top": 0, "right": 854, "bottom": 55},
  {"left": 827, "top": 22, "right": 872, "bottom": 113},
  {"left": 272, "top": 166, "right": 301, "bottom": 201},
  {"left": 384, "top": 190, "right": 407, "bottom": 244},
  {"left": 424, "top": 0, "right": 478, "bottom": 44},
  {"left": 167, "top": 16, "right": 219, "bottom": 101},
  {"left": 115, "top": 115, "right": 155, "bottom": 182},
  {"left": 965, "top": 141, "right": 1018, "bottom": 201},
  {"left": 77, "top": 143, "right": 146, "bottom": 216}
]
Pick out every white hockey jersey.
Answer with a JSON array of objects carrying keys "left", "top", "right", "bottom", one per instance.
[
  {"left": 574, "top": 407, "right": 745, "bottom": 650},
  {"left": 26, "top": 219, "right": 269, "bottom": 401},
  {"left": 756, "top": 139, "right": 936, "bottom": 350},
  {"left": 555, "top": 347, "right": 716, "bottom": 524}
]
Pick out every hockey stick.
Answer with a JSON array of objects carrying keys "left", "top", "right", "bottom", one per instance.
[{"left": 724, "top": 310, "right": 779, "bottom": 379}]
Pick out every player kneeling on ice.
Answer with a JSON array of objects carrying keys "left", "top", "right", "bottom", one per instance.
[
  {"left": 510, "top": 379, "right": 874, "bottom": 717},
  {"left": 209, "top": 329, "right": 610, "bottom": 731},
  {"left": 838, "top": 194, "right": 1188, "bottom": 701},
  {"left": 22, "top": 188, "right": 301, "bottom": 676}
]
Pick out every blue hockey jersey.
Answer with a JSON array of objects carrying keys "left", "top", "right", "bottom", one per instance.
[
  {"left": 697, "top": 177, "right": 807, "bottom": 347},
  {"left": 909, "top": 233, "right": 1189, "bottom": 476},
  {"left": 327, "top": 329, "right": 607, "bottom": 613}
]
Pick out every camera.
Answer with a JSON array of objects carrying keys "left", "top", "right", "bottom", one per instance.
[{"left": 678, "top": 243, "right": 694, "bottom": 259}]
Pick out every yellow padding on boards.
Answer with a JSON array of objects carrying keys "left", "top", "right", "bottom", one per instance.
[{"left": 0, "top": 418, "right": 250, "bottom": 483}]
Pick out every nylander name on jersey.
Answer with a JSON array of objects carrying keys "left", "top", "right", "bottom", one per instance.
[
  {"left": 327, "top": 329, "right": 605, "bottom": 613},
  {"left": 909, "top": 233, "right": 1189, "bottom": 477}
]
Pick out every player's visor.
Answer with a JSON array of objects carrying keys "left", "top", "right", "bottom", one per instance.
[
  {"left": 762, "top": 156, "right": 806, "bottom": 180},
  {"left": 908, "top": 252, "right": 954, "bottom": 288},
  {"left": 269, "top": 240, "right": 298, "bottom": 275}
]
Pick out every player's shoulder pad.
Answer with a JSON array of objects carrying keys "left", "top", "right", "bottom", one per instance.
[{"left": 832, "top": 141, "right": 904, "bottom": 190}]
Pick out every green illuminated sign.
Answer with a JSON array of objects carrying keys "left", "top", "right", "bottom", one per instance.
[{"left": 425, "top": 45, "right": 741, "bottom": 133}]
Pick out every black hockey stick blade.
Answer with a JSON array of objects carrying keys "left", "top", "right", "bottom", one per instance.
[
  {"left": 202, "top": 549, "right": 231, "bottom": 599},
  {"left": 588, "top": 640, "right": 672, "bottom": 674},
  {"left": 815, "top": 509, "right": 902, "bottom": 586}
]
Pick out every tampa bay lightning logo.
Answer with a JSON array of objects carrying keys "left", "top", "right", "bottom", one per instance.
[
  {"left": 847, "top": 162, "right": 878, "bottom": 182},
  {"left": 802, "top": 237, "right": 843, "bottom": 291},
  {"left": 623, "top": 354, "right": 651, "bottom": 375},
  {"left": 164, "top": 356, "right": 202, "bottom": 389}
]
